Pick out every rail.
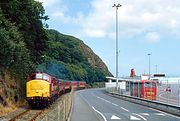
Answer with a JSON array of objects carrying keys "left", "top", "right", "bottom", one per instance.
[
  {"left": 106, "top": 91, "right": 180, "bottom": 116},
  {"left": 9, "top": 110, "right": 30, "bottom": 121},
  {"left": 9, "top": 109, "right": 44, "bottom": 121},
  {"left": 36, "top": 90, "right": 73, "bottom": 121}
]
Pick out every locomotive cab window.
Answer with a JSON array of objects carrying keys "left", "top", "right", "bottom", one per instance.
[
  {"left": 28, "top": 73, "right": 50, "bottom": 81},
  {"left": 43, "top": 75, "right": 49, "bottom": 81},
  {"left": 36, "top": 73, "right": 43, "bottom": 79}
]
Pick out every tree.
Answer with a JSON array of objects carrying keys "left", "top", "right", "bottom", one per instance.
[
  {"left": 0, "top": 8, "right": 31, "bottom": 73},
  {"left": 0, "top": 0, "right": 49, "bottom": 64}
]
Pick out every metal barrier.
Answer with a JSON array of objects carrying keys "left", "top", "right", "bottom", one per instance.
[{"left": 106, "top": 91, "right": 180, "bottom": 116}]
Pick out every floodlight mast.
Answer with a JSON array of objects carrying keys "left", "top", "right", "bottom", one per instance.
[{"left": 112, "top": 4, "right": 122, "bottom": 91}]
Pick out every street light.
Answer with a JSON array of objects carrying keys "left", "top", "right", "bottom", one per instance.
[
  {"left": 148, "top": 54, "right": 151, "bottom": 80},
  {"left": 155, "top": 65, "right": 158, "bottom": 74},
  {"left": 148, "top": 53, "right": 152, "bottom": 100},
  {"left": 112, "top": 3, "right": 122, "bottom": 91}
]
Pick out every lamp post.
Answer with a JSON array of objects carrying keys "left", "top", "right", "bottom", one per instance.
[
  {"left": 148, "top": 53, "right": 152, "bottom": 99},
  {"left": 155, "top": 65, "right": 158, "bottom": 74},
  {"left": 148, "top": 54, "right": 151, "bottom": 80},
  {"left": 112, "top": 3, "right": 122, "bottom": 92}
]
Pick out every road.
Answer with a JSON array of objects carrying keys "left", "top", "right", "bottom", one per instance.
[
  {"left": 157, "top": 85, "right": 180, "bottom": 105},
  {"left": 70, "top": 88, "right": 180, "bottom": 121}
]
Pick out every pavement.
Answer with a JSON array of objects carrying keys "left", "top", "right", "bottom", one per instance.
[
  {"left": 70, "top": 88, "right": 180, "bottom": 121},
  {"left": 70, "top": 91, "right": 101, "bottom": 121}
]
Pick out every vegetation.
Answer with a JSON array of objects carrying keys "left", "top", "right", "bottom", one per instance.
[
  {"left": 0, "top": 0, "right": 112, "bottom": 107},
  {"left": 37, "top": 29, "right": 111, "bottom": 83}
]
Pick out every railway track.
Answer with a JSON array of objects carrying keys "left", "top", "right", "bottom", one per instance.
[{"left": 9, "top": 109, "right": 44, "bottom": 121}]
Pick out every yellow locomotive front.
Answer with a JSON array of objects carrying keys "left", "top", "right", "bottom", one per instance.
[{"left": 26, "top": 72, "right": 51, "bottom": 107}]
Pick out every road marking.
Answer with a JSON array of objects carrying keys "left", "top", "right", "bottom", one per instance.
[
  {"left": 120, "top": 107, "right": 130, "bottom": 112},
  {"left": 133, "top": 113, "right": 147, "bottom": 121},
  {"left": 111, "top": 115, "right": 121, "bottom": 120},
  {"left": 130, "top": 115, "right": 141, "bottom": 120},
  {"left": 80, "top": 92, "right": 108, "bottom": 121},
  {"left": 158, "top": 92, "right": 178, "bottom": 103},
  {"left": 92, "top": 106, "right": 107, "bottom": 121},
  {"left": 111, "top": 103, "right": 118, "bottom": 106},
  {"left": 79, "top": 93, "right": 92, "bottom": 107},
  {"left": 154, "top": 113, "right": 165, "bottom": 116},
  {"left": 97, "top": 96, "right": 105, "bottom": 101},
  {"left": 105, "top": 100, "right": 111, "bottom": 103},
  {"left": 149, "top": 108, "right": 180, "bottom": 119},
  {"left": 101, "top": 98, "right": 105, "bottom": 101},
  {"left": 97, "top": 96, "right": 104, "bottom": 100},
  {"left": 140, "top": 113, "right": 149, "bottom": 116},
  {"left": 95, "top": 96, "right": 119, "bottom": 107}
]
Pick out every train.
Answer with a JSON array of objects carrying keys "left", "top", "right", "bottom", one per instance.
[{"left": 26, "top": 72, "right": 86, "bottom": 107}]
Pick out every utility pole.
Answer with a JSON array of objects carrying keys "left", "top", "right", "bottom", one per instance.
[
  {"left": 148, "top": 53, "right": 152, "bottom": 99},
  {"left": 148, "top": 54, "right": 151, "bottom": 80},
  {"left": 155, "top": 65, "right": 157, "bottom": 74},
  {"left": 112, "top": 3, "right": 122, "bottom": 91}
]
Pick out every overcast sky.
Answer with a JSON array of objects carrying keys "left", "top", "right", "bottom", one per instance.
[{"left": 37, "top": 0, "right": 180, "bottom": 77}]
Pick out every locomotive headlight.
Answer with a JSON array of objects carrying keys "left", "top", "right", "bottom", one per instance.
[{"left": 36, "top": 90, "right": 39, "bottom": 93}]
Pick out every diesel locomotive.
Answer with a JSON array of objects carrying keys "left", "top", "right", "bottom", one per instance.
[{"left": 26, "top": 72, "right": 86, "bottom": 107}]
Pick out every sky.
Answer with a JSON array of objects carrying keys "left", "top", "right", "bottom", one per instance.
[{"left": 37, "top": 0, "right": 180, "bottom": 77}]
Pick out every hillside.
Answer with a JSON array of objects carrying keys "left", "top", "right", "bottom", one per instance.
[
  {"left": 37, "top": 29, "right": 112, "bottom": 83},
  {"left": 0, "top": 0, "right": 112, "bottom": 110}
]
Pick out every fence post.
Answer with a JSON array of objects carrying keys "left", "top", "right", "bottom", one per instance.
[
  {"left": 63, "top": 98, "right": 65, "bottom": 121},
  {"left": 178, "top": 79, "right": 180, "bottom": 106},
  {"left": 129, "top": 81, "right": 131, "bottom": 96},
  {"left": 58, "top": 101, "right": 60, "bottom": 121},
  {"left": 151, "top": 80, "right": 152, "bottom": 100},
  {"left": 167, "top": 80, "right": 168, "bottom": 103},
  {"left": 133, "top": 82, "right": 134, "bottom": 97},
  {"left": 138, "top": 81, "right": 140, "bottom": 98},
  {"left": 65, "top": 96, "right": 67, "bottom": 121},
  {"left": 45, "top": 114, "right": 48, "bottom": 121}
]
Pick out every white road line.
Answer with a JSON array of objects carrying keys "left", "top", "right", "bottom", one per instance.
[
  {"left": 79, "top": 93, "right": 93, "bottom": 107},
  {"left": 97, "top": 96, "right": 105, "bottom": 101},
  {"left": 133, "top": 113, "right": 147, "bottom": 121},
  {"left": 140, "top": 113, "right": 149, "bottom": 116},
  {"left": 154, "top": 113, "right": 165, "bottom": 116},
  {"left": 97, "top": 96, "right": 103, "bottom": 100},
  {"left": 80, "top": 93, "right": 107, "bottom": 121},
  {"left": 95, "top": 95, "right": 119, "bottom": 107},
  {"left": 101, "top": 97, "right": 105, "bottom": 100},
  {"left": 105, "top": 100, "right": 111, "bottom": 103},
  {"left": 130, "top": 115, "right": 140, "bottom": 120},
  {"left": 149, "top": 108, "right": 180, "bottom": 119},
  {"left": 101, "top": 98, "right": 105, "bottom": 101},
  {"left": 111, "top": 115, "right": 121, "bottom": 120},
  {"left": 111, "top": 103, "right": 118, "bottom": 106},
  {"left": 92, "top": 106, "right": 107, "bottom": 121},
  {"left": 158, "top": 92, "right": 178, "bottom": 103},
  {"left": 120, "top": 107, "right": 130, "bottom": 112}
]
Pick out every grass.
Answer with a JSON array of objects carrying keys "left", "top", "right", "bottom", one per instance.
[
  {"left": 0, "top": 103, "right": 16, "bottom": 117},
  {"left": 0, "top": 98, "right": 27, "bottom": 117}
]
